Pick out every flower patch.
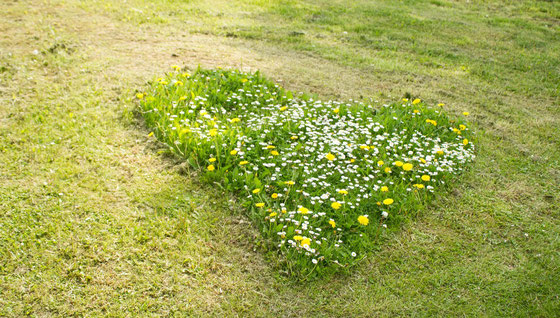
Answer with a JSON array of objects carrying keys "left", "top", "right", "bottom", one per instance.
[{"left": 138, "top": 67, "right": 475, "bottom": 276}]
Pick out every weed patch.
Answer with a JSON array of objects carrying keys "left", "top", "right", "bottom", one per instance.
[{"left": 139, "top": 68, "right": 474, "bottom": 276}]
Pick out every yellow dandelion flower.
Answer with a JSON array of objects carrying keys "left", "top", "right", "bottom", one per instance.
[
  {"left": 412, "top": 98, "right": 421, "bottom": 105},
  {"left": 413, "top": 184, "right": 425, "bottom": 189},
  {"left": 360, "top": 145, "right": 370, "bottom": 150},
  {"left": 338, "top": 189, "right": 348, "bottom": 195},
  {"left": 266, "top": 145, "right": 276, "bottom": 149},
  {"left": 325, "top": 153, "right": 336, "bottom": 161},
  {"left": 136, "top": 93, "right": 144, "bottom": 100},
  {"left": 207, "top": 165, "right": 215, "bottom": 171},
  {"left": 255, "top": 203, "right": 265, "bottom": 208},
  {"left": 286, "top": 181, "right": 295, "bottom": 186},
  {"left": 300, "top": 238, "right": 311, "bottom": 247},
  {"left": 271, "top": 193, "right": 278, "bottom": 199},
  {"left": 402, "top": 98, "right": 409, "bottom": 102},
  {"left": 329, "top": 219, "right": 336, "bottom": 228},
  {"left": 394, "top": 161, "right": 404, "bottom": 167},
  {"left": 209, "top": 158, "right": 216, "bottom": 163},
  {"left": 377, "top": 160, "right": 384, "bottom": 166},
  {"left": 350, "top": 159, "right": 355, "bottom": 163},
  {"left": 463, "top": 139, "right": 469, "bottom": 145},
  {"left": 269, "top": 212, "right": 277, "bottom": 217},
  {"left": 230, "top": 118, "right": 241, "bottom": 123},
  {"left": 459, "top": 124, "right": 466, "bottom": 130},
  {"left": 437, "top": 149, "right": 444, "bottom": 155},
  {"left": 290, "top": 136, "right": 298, "bottom": 140},
  {"left": 209, "top": 129, "right": 218, "bottom": 137},
  {"left": 437, "top": 103, "right": 445, "bottom": 107},
  {"left": 241, "top": 78, "right": 248, "bottom": 83},
  {"left": 333, "top": 108, "right": 340, "bottom": 114},
  {"left": 421, "top": 175, "right": 431, "bottom": 182},
  {"left": 383, "top": 198, "right": 394, "bottom": 205},
  {"left": 463, "top": 112, "right": 470, "bottom": 116},
  {"left": 293, "top": 235, "right": 303, "bottom": 241},
  {"left": 230, "top": 150, "right": 238, "bottom": 155},
  {"left": 298, "top": 207, "right": 309, "bottom": 214},
  {"left": 381, "top": 186, "right": 389, "bottom": 192},
  {"left": 331, "top": 202, "right": 341, "bottom": 210},
  {"left": 239, "top": 161, "right": 249, "bottom": 165},
  {"left": 402, "top": 163, "right": 413, "bottom": 171},
  {"left": 384, "top": 167, "right": 392, "bottom": 173},
  {"left": 358, "top": 215, "right": 369, "bottom": 226},
  {"left": 420, "top": 158, "right": 426, "bottom": 164},
  {"left": 252, "top": 189, "right": 261, "bottom": 194},
  {"left": 271, "top": 150, "right": 279, "bottom": 156},
  {"left": 280, "top": 106, "right": 288, "bottom": 111}
]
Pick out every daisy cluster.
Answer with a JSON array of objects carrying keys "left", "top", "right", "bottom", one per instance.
[{"left": 138, "top": 67, "right": 475, "bottom": 275}]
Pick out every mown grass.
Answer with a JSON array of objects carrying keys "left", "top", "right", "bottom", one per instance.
[{"left": 1, "top": 0, "right": 559, "bottom": 316}]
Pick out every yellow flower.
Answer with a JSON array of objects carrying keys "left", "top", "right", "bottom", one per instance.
[
  {"left": 281, "top": 208, "right": 287, "bottom": 214},
  {"left": 209, "top": 158, "right": 216, "bottom": 163},
  {"left": 463, "top": 112, "right": 470, "bottom": 116},
  {"left": 298, "top": 207, "right": 309, "bottom": 214},
  {"left": 383, "top": 198, "right": 394, "bottom": 205},
  {"left": 437, "top": 103, "right": 445, "bottom": 107},
  {"left": 338, "top": 189, "right": 348, "bottom": 195},
  {"left": 331, "top": 202, "right": 341, "bottom": 210},
  {"left": 329, "top": 219, "right": 336, "bottom": 228},
  {"left": 413, "top": 184, "right": 425, "bottom": 189},
  {"left": 437, "top": 149, "right": 444, "bottom": 155},
  {"left": 280, "top": 106, "right": 288, "bottom": 111},
  {"left": 463, "top": 139, "right": 469, "bottom": 145},
  {"left": 384, "top": 167, "right": 392, "bottom": 173},
  {"left": 182, "top": 72, "right": 190, "bottom": 78},
  {"left": 459, "top": 124, "right": 466, "bottom": 130},
  {"left": 420, "top": 158, "right": 426, "bottom": 164},
  {"left": 252, "top": 188, "right": 261, "bottom": 194},
  {"left": 271, "top": 150, "right": 279, "bottom": 156},
  {"left": 377, "top": 160, "right": 384, "bottom": 166},
  {"left": 300, "top": 238, "right": 311, "bottom": 247},
  {"left": 230, "top": 118, "right": 241, "bottom": 123},
  {"left": 413, "top": 109, "right": 420, "bottom": 113},
  {"left": 293, "top": 235, "right": 303, "bottom": 241},
  {"left": 402, "top": 163, "right": 413, "bottom": 171},
  {"left": 239, "top": 161, "right": 249, "bottom": 165},
  {"left": 230, "top": 150, "right": 238, "bottom": 155},
  {"left": 394, "top": 161, "right": 404, "bottom": 167},
  {"left": 402, "top": 98, "right": 409, "bottom": 102},
  {"left": 360, "top": 145, "right": 370, "bottom": 150},
  {"left": 241, "top": 78, "right": 248, "bottom": 83},
  {"left": 266, "top": 145, "right": 276, "bottom": 149},
  {"left": 255, "top": 203, "right": 265, "bottom": 208},
  {"left": 426, "top": 119, "right": 437, "bottom": 126},
  {"left": 269, "top": 212, "right": 277, "bottom": 217},
  {"left": 209, "top": 129, "right": 218, "bottom": 137},
  {"left": 333, "top": 108, "right": 340, "bottom": 114},
  {"left": 325, "top": 153, "right": 336, "bottom": 161},
  {"left": 381, "top": 186, "right": 389, "bottom": 192},
  {"left": 421, "top": 175, "right": 431, "bottom": 182},
  {"left": 179, "top": 95, "right": 187, "bottom": 101},
  {"left": 290, "top": 136, "right": 298, "bottom": 140},
  {"left": 271, "top": 193, "right": 278, "bottom": 199},
  {"left": 174, "top": 81, "right": 183, "bottom": 86},
  {"left": 207, "top": 165, "right": 215, "bottom": 171},
  {"left": 286, "top": 181, "right": 295, "bottom": 186},
  {"left": 136, "top": 93, "right": 144, "bottom": 100},
  {"left": 350, "top": 159, "right": 355, "bottom": 163},
  {"left": 358, "top": 215, "right": 369, "bottom": 226},
  {"left": 412, "top": 98, "right": 421, "bottom": 105}
]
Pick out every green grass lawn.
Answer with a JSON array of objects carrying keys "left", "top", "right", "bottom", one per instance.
[{"left": 1, "top": 0, "right": 559, "bottom": 316}]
